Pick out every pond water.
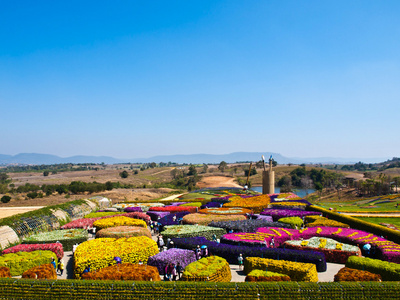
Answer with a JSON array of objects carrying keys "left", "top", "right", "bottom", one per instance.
[{"left": 251, "top": 186, "right": 315, "bottom": 198}]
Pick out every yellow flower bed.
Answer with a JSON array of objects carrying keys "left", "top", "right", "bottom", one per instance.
[
  {"left": 93, "top": 216, "right": 147, "bottom": 230},
  {"left": 74, "top": 236, "right": 158, "bottom": 279},
  {"left": 307, "top": 218, "right": 350, "bottom": 228},
  {"left": 244, "top": 257, "right": 318, "bottom": 282},
  {"left": 182, "top": 256, "right": 231, "bottom": 282},
  {"left": 223, "top": 195, "right": 270, "bottom": 213}
]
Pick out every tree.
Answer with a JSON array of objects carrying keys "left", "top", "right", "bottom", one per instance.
[
  {"left": 1, "top": 195, "right": 11, "bottom": 203},
  {"left": 187, "top": 165, "right": 197, "bottom": 176},
  {"left": 119, "top": 170, "right": 129, "bottom": 178},
  {"left": 105, "top": 181, "right": 114, "bottom": 191},
  {"left": 218, "top": 161, "right": 228, "bottom": 172},
  {"left": 149, "top": 162, "right": 157, "bottom": 168},
  {"left": 202, "top": 164, "right": 208, "bottom": 174},
  {"left": 43, "top": 171, "right": 49, "bottom": 176}
]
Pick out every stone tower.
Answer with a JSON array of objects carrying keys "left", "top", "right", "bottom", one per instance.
[{"left": 262, "top": 155, "right": 275, "bottom": 194}]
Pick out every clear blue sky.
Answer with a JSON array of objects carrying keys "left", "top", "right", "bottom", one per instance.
[{"left": 1, "top": 1, "right": 399, "bottom": 160}]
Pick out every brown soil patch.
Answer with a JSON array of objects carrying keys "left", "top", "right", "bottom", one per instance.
[{"left": 196, "top": 176, "right": 242, "bottom": 188}]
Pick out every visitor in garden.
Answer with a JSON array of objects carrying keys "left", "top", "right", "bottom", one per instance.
[
  {"left": 172, "top": 215, "right": 177, "bottom": 222},
  {"left": 167, "top": 240, "right": 174, "bottom": 249},
  {"left": 176, "top": 262, "right": 183, "bottom": 279},
  {"left": 270, "top": 237, "right": 275, "bottom": 248},
  {"left": 57, "top": 258, "right": 64, "bottom": 275},
  {"left": 212, "top": 233, "right": 218, "bottom": 242},
  {"left": 363, "top": 243, "right": 371, "bottom": 256},
  {"left": 138, "top": 260, "right": 143, "bottom": 265},
  {"left": 238, "top": 254, "right": 244, "bottom": 270},
  {"left": 195, "top": 245, "right": 202, "bottom": 260},
  {"left": 83, "top": 265, "right": 91, "bottom": 274},
  {"left": 51, "top": 257, "right": 57, "bottom": 270},
  {"left": 157, "top": 235, "right": 165, "bottom": 251},
  {"left": 114, "top": 256, "right": 122, "bottom": 264},
  {"left": 150, "top": 221, "right": 154, "bottom": 233},
  {"left": 201, "top": 245, "right": 208, "bottom": 257},
  {"left": 171, "top": 263, "right": 177, "bottom": 281}
]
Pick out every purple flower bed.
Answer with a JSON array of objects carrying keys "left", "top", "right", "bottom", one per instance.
[
  {"left": 157, "top": 211, "right": 191, "bottom": 229},
  {"left": 271, "top": 199, "right": 312, "bottom": 206},
  {"left": 253, "top": 215, "right": 273, "bottom": 221},
  {"left": 171, "top": 237, "right": 326, "bottom": 272},
  {"left": 147, "top": 211, "right": 171, "bottom": 221},
  {"left": 200, "top": 202, "right": 223, "bottom": 209},
  {"left": 147, "top": 248, "right": 196, "bottom": 275},
  {"left": 169, "top": 202, "right": 187, "bottom": 206},
  {"left": 260, "top": 209, "right": 321, "bottom": 221},
  {"left": 124, "top": 207, "right": 143, "bottom": 213},
  {"left": 208, "top": 219, "right": 290, "bottom": 233}
]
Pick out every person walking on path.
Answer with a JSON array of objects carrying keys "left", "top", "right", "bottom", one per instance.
[
  {"left": 195, "top": 245, "right": 202, "bottom": 260},
  {"left": 57, "top": 258, "right": 64, "bottom": 275},
  {"left": 238, "top": 254, "right": 244, "bottom": 270},
  {"left": 51, "top": 257, "right": 57, "bottom": 270},
  {"left": 171, "top": 263, "right": 177, "bottom": 281},
  {"left": 157, "top": 235, "right": 165, "bottom": 252},
  {"left": 176, "top": 262, "right": 183, "bottom": 280}
]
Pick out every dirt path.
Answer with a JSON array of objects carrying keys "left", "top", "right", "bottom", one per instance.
[
  {"left": 0, "top": 206, "right": 44, "bottom": 219},
  {"left": 196, "top": 176, "right": 242, "bottom": 189}
]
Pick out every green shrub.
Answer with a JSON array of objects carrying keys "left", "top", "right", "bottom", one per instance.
[
  {"left": 0, "top": 250, "right": 55, "bottom": 276},
  {"left": 346, "top": 256, "right": 400, "bottom": 281}
]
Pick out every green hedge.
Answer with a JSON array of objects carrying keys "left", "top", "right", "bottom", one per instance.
[
  {"left": 346, "top": 256, "right": 400, "bottom": 281},
  {"left": 0, "top": 279, "right": 399, "bottom": 299},
  {"left": 0, "top": 250, "right": 55, "bottom": 276},
  {"left": 308, "top": 205, "right": 400, "bottom": 244}
]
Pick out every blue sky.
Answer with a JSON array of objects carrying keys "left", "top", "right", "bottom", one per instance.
[{"left": 1, "top": 1, "right": 399, "bottom": 160}]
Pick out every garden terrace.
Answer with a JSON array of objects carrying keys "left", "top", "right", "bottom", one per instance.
[{"left": 182, "top": 213, "right": 247, "bottom": 226}]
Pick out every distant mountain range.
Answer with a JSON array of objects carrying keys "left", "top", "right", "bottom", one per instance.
[{"left": 0, "top": 152, "right": 390, "bottom": 165}]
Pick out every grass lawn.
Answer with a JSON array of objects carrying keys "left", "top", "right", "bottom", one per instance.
[
  {"left": 355, "top": 217, "right": 400, "bottom": 228},
  {"left": 318, "top": 200, "right": 400, "bottom": 212}
]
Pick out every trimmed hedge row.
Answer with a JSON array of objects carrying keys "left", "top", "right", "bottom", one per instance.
[
  {"left": 245, "top": 269, "right": 291, "bottom": 282},
  {"left": 0, "top": 279, "right": 399, "bottom": 299},
  {"left": 171, "top": 237, "right": 327, "bottom": 272},
  {"left": 308, "top": 205, "right": 400, "bottom": 244},
  {"left": 244, "top": 257, "right": 318, "bottom": 282}
]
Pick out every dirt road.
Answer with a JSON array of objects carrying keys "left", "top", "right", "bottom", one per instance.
[{"left": 196, "top": 176, "right": 242, "bottom": 189}]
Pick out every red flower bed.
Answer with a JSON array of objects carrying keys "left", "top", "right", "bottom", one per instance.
[
  {"left": 61, "top": 212, "right": 151, "bottom": 229},
  {"left": 149, "top": 206, "right": 198, "bottom": 214},
  {"left": 2, "top": 243, "right": 64, "bottom": 260}
]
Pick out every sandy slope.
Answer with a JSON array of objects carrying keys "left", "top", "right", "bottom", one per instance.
[{"left": 196, "top": 176, "right": 242, "bottom": 188}]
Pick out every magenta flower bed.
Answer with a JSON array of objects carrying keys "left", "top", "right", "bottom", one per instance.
[
  {"left": 124, "top": 207, "right": 143, "bottom": 213},
  {"left": 260, "top": 209, "right": 321, "bottom": 221},
  {"left": 222, "top": 227, "right": 299, "bottom": 247},
  {"left": 61, "top": 212, "right": 151, "bottom": 229},
  {"left": 147, "top": 211, "right": 170, "bottom": 221},
  {"left": 3, "top": 243, "right": 64, "bottom": 260},
  {"left": 147, "top": 248, "right": 196, "bottom": 275}
]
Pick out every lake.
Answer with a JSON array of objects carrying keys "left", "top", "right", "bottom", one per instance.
[{"left": 251, "top": 186, "right": 315, "bottom": 198}]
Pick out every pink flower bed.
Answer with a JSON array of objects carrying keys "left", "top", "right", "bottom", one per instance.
[
  {"left": 61, "top": 212, "right": 151, "bottom": 229},
  {"left": 3, "top": 243, "right": 64, "bottom": 260},
  {"left": 222, "top": 227, "right": 299, "bottom": 247}
]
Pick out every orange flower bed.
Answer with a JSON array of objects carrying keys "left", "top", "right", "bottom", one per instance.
[
  {"left": 0, "top": 267, "right": 11, "bottom": 278},
  {"left": 224, "top": 195, "right": 270, "bottom": 214},
  {"left": 81, "top": 263, "right": 160, "bottom": 281},
  {"left": 334, "top": 267, "right": 381, "bottom": 282},
  {"left": 22, "top": 264, "right": 57, "bottom": 280},
  {"left": 198, "top": 207, "right": 253, "bottom": 215},
  {"left": 96, "top": 226, "right": 151, "bottom": 239}
]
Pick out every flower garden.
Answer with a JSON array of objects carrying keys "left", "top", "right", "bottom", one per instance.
[{"left": 1, "top": 188, "right": 400, "bottom": 298}]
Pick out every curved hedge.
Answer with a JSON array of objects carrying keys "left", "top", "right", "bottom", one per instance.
[
  {"left": 346, "top": 256, "right": 400, "bottom": 281},
  {"left": 245, "top": 270, "right": 291, "bottom": 282},
  {"left": 2, "top": 243, "right": 64, "bottom": 260}
]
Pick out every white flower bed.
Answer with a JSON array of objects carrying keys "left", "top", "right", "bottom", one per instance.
[{"left": 286, "top": 237, "right": 359, "bottom": 252}]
